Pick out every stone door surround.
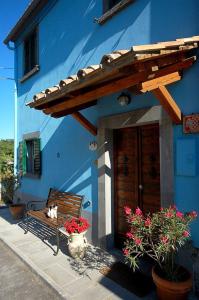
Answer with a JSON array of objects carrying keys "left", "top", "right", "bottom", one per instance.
[{"left": 97, "top": 105, "right": 174, "bottom": 249}]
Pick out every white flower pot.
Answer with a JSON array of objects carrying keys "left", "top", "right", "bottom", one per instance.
[{"left": 68, "top": 231, "right": 87, "bottom": 259}]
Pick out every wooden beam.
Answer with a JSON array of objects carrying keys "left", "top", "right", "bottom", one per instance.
[
  {"left": 152, "top": 86, "right": 182, "bottom": 124},
  {"left": 52, "top": 101, "right": 97, "bottom": 118},
  {"left": 43, "top": 71, "right": 148, "bottom": 115},
  {"left": 72, "top": 112, "right": 97, "bottom": 136},
  {"left": 140, "top": 72, "right": 181, "bottom": 93},
  {"left": 29, "top": 53, "right": 194, "bottom": 110},
  {"left": 43, "top": 56, "right": 195, "bottom": 116}
]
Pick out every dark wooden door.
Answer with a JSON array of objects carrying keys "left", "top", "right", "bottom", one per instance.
[{"left": 114, "top": 124, "right": 160, "bottom": 247}]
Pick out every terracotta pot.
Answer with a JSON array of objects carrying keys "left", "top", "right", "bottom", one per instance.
[
  {"left": 9, "top": 204, "right": 26, "bottom": 220},
  {"left": 152, "top": 266, "right": 192, "bottom": 300}
]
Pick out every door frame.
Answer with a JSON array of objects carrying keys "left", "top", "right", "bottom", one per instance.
[{"left": 97, "top": 105, "right": 174, "bottom": 250}]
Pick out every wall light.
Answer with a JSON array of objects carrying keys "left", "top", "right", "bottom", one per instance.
[
  {"left": 89, "top": 141, "right": 98, "bottom": 151},
  {"left": 117, "top": 92, "right": 131, "bottom": 106}
]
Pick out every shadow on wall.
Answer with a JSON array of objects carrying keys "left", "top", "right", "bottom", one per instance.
[
  {"left": 18, "top": 0, "right": 151, "bottom": 97},
  {"left": 19, "top": 113, "right": 98, "bottom": 243},
  {"left": 16, "top": 0, "right": 199, "bottom": 246},
  {"left": 18, "top": 0, "right": 199, "bottom": 99}
]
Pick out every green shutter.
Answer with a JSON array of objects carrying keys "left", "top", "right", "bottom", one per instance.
[
  {"left": 33, "top": 138, "right": 41, "bottom": 176},
  {"left": 18, "top": 141, "right": 27, "bottom": 176}
]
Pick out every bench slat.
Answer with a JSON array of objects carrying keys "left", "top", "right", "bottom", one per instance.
[
  {"left": 47, "top": 199, "right": 81, "bottom": 208},
  {"left": 27, "top": 188, "right": 84, "bottom": 230}
]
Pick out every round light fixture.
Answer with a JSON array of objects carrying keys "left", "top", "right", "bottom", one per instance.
[{"left": 117, "top": 93, "right": 131, "bottom": 106}]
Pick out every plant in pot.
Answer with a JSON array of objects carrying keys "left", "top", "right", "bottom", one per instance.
[
  {"left": 64, "top": 217, "right": 90, "bottom": 259},
  {"left": 123, "top": 206, "right": 197, "bottom": 300},
  {"left": 1, "top": 164, "right": 24, "bottom": 220}
]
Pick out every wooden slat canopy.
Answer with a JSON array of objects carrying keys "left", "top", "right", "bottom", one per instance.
[{"left": 26, "top": 36, "right": 199, "bottom": 134}]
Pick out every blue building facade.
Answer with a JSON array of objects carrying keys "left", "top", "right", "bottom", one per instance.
[{"left": 5, "top": 0, "right": 199, "bottom": 248}]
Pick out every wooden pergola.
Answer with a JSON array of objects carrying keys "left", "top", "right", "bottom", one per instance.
[{"left": 27, "top": 36, "right": 199, "bottom": 136}]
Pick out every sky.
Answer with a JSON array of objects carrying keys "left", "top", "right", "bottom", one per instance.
[{"left": 0, "top": 1, "right": 30, "bottom": 140}]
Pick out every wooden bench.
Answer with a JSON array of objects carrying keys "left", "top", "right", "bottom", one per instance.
[{"left": 25, "top": 188, "right": 84, "bottom": 255}]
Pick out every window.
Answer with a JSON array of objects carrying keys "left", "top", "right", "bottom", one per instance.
[
  {"left": 18, "top": 138, "right": 41, "bottom": 177},
  {"left": 23, "top": 28, "right": 38, "bottom": 75},
  {"left": 104, "top": 0, "right": 121, "bottom": 12},
  {"left": 98, "top": 0, "right": 133, "bottom": 25}
]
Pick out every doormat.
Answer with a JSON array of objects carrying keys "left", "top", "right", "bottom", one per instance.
[{"left": 100, "top": 262, "right": 154, "bottom": 297}]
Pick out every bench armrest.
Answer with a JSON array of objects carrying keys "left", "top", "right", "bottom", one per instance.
[{"left": 26, "top": 200, "right": 45, "bottom": 211}]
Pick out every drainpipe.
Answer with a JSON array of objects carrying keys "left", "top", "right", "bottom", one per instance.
[
  {"left": 13, "top": 81, "right": 17, "bottom": 175},
  {"left": 6, "top": 42, "right": 15, "bottom": 51},
  {"left": 6, "top": 42, "right": 18, "bottom": 175}
]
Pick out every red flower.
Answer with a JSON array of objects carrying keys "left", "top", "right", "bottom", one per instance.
[
  {"left": 176, "top": 211, "right": 184, "bottom": 219},
  {"left": 126, "top": 232, "right": 134, "bottom": 239},
  {"left": 135, "top": 207, "right": 142, "bottom": 216},
  {"left": 64, "top": 217, "right": 90, "bottom": 234},
  {"left": 145, "top": 217, "right": 151, "bottom": 227},
  {"left": 124, "top": 206, "right": 131, "bottom": 215},
  {"left": 134, "top": 238, "right": 142, "bottom": 246},
  {"left": 123, "top": 248, "right": 129, "bottom": 256},
  {"left": 183, "top": 231, "right": 190, "bottom": 237},
  {"left": 189, "top": 211, "right": 197, "bottom": 219},
  {"left": 161, "top": 236, "right": 169, "bottom": 244}
]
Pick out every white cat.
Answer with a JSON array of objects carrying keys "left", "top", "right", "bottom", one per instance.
[
  {"left": 47, "top": 204, "right": 58, "bottom": 219},
  {"left": 51, "top": 204, "right": 58, "bottom": 218},
  {"left": 47, "top": 206, "right": 53, "bottom": 218}
]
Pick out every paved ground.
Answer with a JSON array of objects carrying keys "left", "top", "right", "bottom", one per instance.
[
  {"left": 0, "top": 239, "right": 61, "bottom": 300},
  {"left": 0, "top": 208, "right": 197, "bottom": 300}
]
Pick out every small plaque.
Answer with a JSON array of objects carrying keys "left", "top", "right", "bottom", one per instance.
[{"left": 183, "top": 114, "right": 199, "bottom": 134}]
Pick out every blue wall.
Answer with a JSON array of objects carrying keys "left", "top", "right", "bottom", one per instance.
[{"left": 15, "top": 0, "right": 199, "bottom": 245}]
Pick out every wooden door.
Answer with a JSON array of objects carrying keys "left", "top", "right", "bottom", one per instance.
[{"left": 114, "top": 124, "right": 160, "bottom": 248}]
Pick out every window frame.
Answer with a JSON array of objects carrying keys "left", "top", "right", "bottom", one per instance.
[
  {"left": 97, "top": 0, "right": 134, "bottom": 25},
  {"left": 21, "top": 26, "right": 39, "bottom": 81},
  {"left": 103, "top": 0, "right": 121, "bottom": 13}
]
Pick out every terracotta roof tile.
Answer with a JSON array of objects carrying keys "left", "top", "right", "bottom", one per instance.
[{"left": 27, "top": 36, "right": 199, "bottom": 109}]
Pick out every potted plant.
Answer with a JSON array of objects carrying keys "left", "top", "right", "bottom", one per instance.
[
  {"left": 1, "top": 164, "right": 24, "bottom": 220},
  {"left": 123, "top": 206, "right": 197, "bottom": 300},
  {"left": 64, "top": 217, "right": 90, "bottom": 259}
]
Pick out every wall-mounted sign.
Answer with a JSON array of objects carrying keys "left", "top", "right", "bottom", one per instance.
[{"left": 183, "top": 114, "right": 199, "bottom": 134}]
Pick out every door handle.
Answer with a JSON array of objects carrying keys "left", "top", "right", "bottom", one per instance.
[{"left": 138, "top": 184, "right": 143, "bottom": 190}]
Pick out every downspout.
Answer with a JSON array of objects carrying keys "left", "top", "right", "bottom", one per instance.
[
  {"left": 6, "top": 41, "right": 15, "bottom": 51},
  {"left": 6, "top": 42, "right": 18, "bottom": 175},
  {"left": 14, "top": 81, "right": 17, "bottom": 175}
]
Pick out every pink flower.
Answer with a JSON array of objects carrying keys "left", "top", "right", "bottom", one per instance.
[
  {"left": 124, "top": 206, "right": 131, "bottom": 215},
  {"left": 161, "top": 236, "right": 169, "bottom": 244},
  {"left": 123, "top": 248, "right": 129, "bottom": 256},
  {"left": 135, "top": 207, "right": 142, "bottom": 216},
  {"left": 171, "top": 205, "right": 177, "bottom": 210},
  {"left": 183, "top": 231, "right": 190, "bottom": 237},
  {"left": 176, "top": 211, "right": 184, "bottom": 219},
  {"left": 126, "top": 232, "right": 134, "bottom": 239},
  {"left": 145, "top": 217, "right": 151, "bottom": 227},
  {"left": 134, "top": 238, "right": 142, "bottom": 246},
  {"left": 165, "top": 211, "right": 173, "bottom": 218}
]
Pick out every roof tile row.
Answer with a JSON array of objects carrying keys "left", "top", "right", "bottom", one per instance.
[{"left": 28, "top": 36, "right": 199, "bottom": 107}]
